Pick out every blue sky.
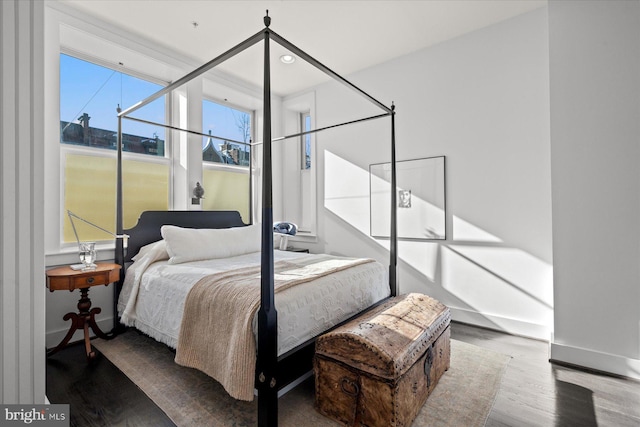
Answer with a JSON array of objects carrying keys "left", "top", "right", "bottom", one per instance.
[
  {"left": 60, "top": 54, "right": 165, "bottom": 139},
  {"left": 60, "top": 54, "right": 250, "bottom": 148},
  {"left": 202, "top": 99, "right": 250, "bottom": 149}
]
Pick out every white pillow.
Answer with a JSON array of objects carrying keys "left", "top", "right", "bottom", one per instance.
[
  {"left": 131, "top": 240, "right": 169, "bottom": 262},
  {"left": 161, "top": 224, "right": 261, "bottom": 264}
]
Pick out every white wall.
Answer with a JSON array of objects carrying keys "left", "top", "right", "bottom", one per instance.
[
  {"left": 549, "top": 0, "right": 640, "bottom": 379},
  {"left": 306, "top": 7, "right": 553, "bottom": 339},
  {"left": 1, "top": 0, "right": 46, "bottom": 403}
]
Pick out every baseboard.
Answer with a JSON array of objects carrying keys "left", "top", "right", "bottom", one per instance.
[
  {"left": 550, "top": 342, "right": 640, "bottom": 381},
  {"left": 46, "top": 316, "right": 114, "bottom": 349},
  {"left": 46, "top": 308, "right": 639, "bottom": 383},
  {"left": 449, "top": 306, "right": 551, "bottom": 341},
  {"left": 48, "top": 310, "right": 552, "bottom": 346}
]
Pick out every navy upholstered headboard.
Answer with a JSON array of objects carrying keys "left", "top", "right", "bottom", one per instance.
[{"left": 122, "top": 210, "right": 247, "bottom": 264}]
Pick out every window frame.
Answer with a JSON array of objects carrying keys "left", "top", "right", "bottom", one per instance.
[
  {"left": 45, "top": 6, "right": 263, "bottom": 265},
  {"left": 282, "top": 91, "right": 317, "bottom": 239},
  {"left": 201, "top": 96, "right": 255, "bottom": 223},
  {"left": 300, "top": 111, "right": 311, "bottom": 170},
  {"left": 201, "top": 96, "right": 254, "bottom": 168},
  {"left": 57, "top": 49, "right": 172, "bottom": 250}
]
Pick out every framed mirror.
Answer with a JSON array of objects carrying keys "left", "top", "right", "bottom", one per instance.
[{"left": 370, "top": 156, "right": 446, "bottom": 240}]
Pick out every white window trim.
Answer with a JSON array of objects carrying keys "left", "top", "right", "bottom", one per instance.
[
  {"left": 45, "top": 4, "right": 265, "bottom": 264},
  {"left": 202, "top": 95, "right": 255, "bottom": 169},
  {"left": 56, "top": 51, "right": 172, "bottom": 250},
  {"left": 300, "top": 111, "right": 312, "bottom": 170},
  {"left": 282, "top": 91, "right": 317, "bottom": 239},
  {"left": 45, "top": 5, "right": 188, "bottom": 264}
]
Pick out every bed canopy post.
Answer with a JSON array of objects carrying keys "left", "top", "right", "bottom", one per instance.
[
  {"left": 256, "top": 12, "right": 278, "bottom": 427},
  {"left": 112, "top": 11, "right": 397, "bottom": 425},
  {"left": 390, "top": 103, "right": 398, "bottom": 297},
  {"left": 114, "top": 113, "right": 125, "bottom": 330}
]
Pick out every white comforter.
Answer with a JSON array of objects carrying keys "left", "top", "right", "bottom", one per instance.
[{"left": 117, "top": 248, "right": 389, "bottom": 356}]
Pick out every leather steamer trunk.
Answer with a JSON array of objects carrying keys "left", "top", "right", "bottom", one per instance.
[{"left": 314, "top": 293, "right": 451, "bottom": 427}]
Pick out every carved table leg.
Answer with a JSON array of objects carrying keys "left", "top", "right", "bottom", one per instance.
[
  {"left": 46, "top": 312, "right": 82, "bottom": 357},
  {"left": 47, "top": 287, "right": 111, "bottom": 360}
]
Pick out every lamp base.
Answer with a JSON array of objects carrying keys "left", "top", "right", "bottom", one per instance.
[{"left": 279, "top": 235, "right": 289, "bottom": 251}]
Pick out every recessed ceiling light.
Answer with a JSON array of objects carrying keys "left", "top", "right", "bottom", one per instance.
[{"left": 280, "top": 54, "right": 296, "bottom": 64}]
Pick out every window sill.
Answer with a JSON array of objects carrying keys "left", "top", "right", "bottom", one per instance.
[
  {"left": 288, "top": 233, "right": 318, "bottom": 244},
  {"left": 46, "top": 244, "right": 115, "bottom": 268}
]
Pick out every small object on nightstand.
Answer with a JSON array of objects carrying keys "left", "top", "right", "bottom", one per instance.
[
  {"left": 78, "top": 241, "right": 97, "bottom": 271},
  {"left": 46, "top": 262, "right": 121, "bottom": 360},
  {"left": 274, "top": 221, "right": 298, "bottom": 250},
  {"left": 192, "top": 182, "right": 205, "bottom": 205}
]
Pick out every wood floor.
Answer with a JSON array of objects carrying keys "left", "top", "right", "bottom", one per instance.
[
  {"left": 46, "top": 339, "right": 175, "bottom": 427},
  {"left": 451, "top": 323, "right": 640, "bottom": 427},
  {"left": 46, "top": 322, "right": 640, "bottom": 427}
]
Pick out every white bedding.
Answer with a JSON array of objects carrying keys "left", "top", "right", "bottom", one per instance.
[{"left": 117, "top": 249, "right": 389, "bottom": 356}]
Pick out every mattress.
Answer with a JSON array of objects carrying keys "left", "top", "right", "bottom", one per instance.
[{"left": 117, "top": 250, "right": 390, "bottom": 356}]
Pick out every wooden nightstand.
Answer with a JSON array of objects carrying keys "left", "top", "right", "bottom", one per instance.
[{"left": 46, "top": 262, "right": 121, "bottom": 359}]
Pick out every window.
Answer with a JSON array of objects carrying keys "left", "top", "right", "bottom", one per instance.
[
  {"left": 60, "top": 54, "right": 169, "bottom": 243},
  {"left": 60, "top": 54, "right": 166, "bottom": 156},
  {"left": 202, "top": 99, "right": 251, "bottom": 166},
  {"left": 282, "top": 92, "right": 317, "bottom": 236},
  {"left": 299, "top": 111, "right": 313, "bottom": 232},
  {"left": 301, "top": 112, "right": 311, "bottom": 170},
  {"left": 201, "top": 168, "right": 251, "bottom": 222},
  {"left": 201, "top": 98, "right": 253, "bottom": 222}
]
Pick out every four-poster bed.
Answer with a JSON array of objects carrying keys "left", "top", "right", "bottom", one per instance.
[{"left": 113, "top": 13, "right": 397, "bottom": 427}]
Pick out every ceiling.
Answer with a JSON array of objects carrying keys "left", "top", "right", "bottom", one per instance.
[{"left": 57, "top": 0, "right": 546, "bottom": 96}]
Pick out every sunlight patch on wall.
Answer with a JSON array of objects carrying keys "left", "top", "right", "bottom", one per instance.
[
  {"left": 325, "top": 151, "right": 440, "bottom": 281},
  {"left": 398, "top": 240, "right": 441, "bottom": 282},
  {"left": 323, "top": 150, "right": 553, "bottom": 333},
  {"left": 448, "top": 244, "right": 553, "bottom": 307},
  {"left": 324, "top": 150, "right": 371, "bottom": 235},
  {"left": 442, "top": 245, "right": 553, "bottom": 326},
  {"left": 452, "top": 215, "right": 503, "bottom": 242}
]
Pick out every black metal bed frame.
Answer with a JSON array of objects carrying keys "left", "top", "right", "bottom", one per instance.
[{"left": 114, "top": 12, "right": 397, "bottom": 427}]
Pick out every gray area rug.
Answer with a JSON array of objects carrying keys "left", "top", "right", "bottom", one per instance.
[{"left": 94, "top": 331, "right": 510, "bottom": 426}]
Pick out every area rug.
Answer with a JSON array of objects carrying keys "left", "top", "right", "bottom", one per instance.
[{"left": 93, "top": 331, "right": 510, "bottom": 426}]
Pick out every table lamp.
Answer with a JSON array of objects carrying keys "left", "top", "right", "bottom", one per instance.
[
  {"left": 67, "top": 210, "right": 129, "bottom": 270},
  {"left": 273, "top": 221, "right": 297, "bottom": 250}
]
